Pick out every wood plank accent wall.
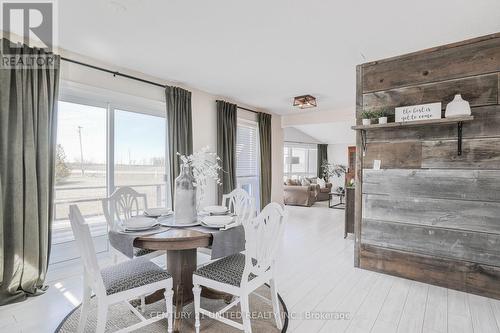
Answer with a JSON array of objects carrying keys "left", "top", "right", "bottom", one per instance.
[{"left": 355, "top": 33, "right": 500, "bottom": 299}]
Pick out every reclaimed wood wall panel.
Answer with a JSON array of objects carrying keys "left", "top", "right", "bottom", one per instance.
[
  {"left": 362, "top": 34, "right": 500, "bottom": 92},
  {"left": 361, "top": 219, "right": 500, "bottom": 266},
  {"left": 422, "top": 138, "right": 500, "bottom": 169},
  {"left": 365, "top": 105, "right": 500, "bottom": 142},
  {"left": 363, "top": 195, "right": 500, "bottom": 234},
  {"left": 354, "top": 65, "right": 364, "bottom": 266},
  {"left": 356, "top": 33, "right": 500, "bottom": 299},
  {"left": 359, "top": 244, "right": 500, "bottom": 300},
  {"left": 363, "top": 169, "right": 500, "bottom": 202},
  {"left": 361, "top": 73, "right": 499, "bottom": 115},
  {"left": 364, "top": 141, "right": 422, "bottom": 169}
]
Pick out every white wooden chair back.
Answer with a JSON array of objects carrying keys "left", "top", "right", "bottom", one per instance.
[
  {"left": 102, "top": 186, "right": 148, "bottom": 230},
  {"left": 222, "top": 188, "right": 255, "bottom": 224},
  {"left": 241, "top": 202, "right": 287, "bottom": 285},
  {"left": 69, "top": 204, "right": 106, "bottom": 294}
]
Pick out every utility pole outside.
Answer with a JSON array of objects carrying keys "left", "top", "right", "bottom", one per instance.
[{"left": 77, "top": 126, "right": 85, "bottom": 176}]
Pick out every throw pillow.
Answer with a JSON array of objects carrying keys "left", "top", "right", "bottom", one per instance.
[
  {"left": 317, "top": 177, "right": 326, "bottom": 188},
  {"left": 301, "top": 178, "right": 311, "bottom": 186}
]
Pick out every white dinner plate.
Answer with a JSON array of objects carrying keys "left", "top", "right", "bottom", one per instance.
[
  {"left": 160, "top": 219, "right": 201, "bottom": 228},
  {"left": 124, "top": 223, "right": 160, "bottom": 232},
  {"left": 203, "top": 205, "right": 228, "bottom": 215},
  {"left": 201, "top": 215, "right": 234, "bottom": 227}
]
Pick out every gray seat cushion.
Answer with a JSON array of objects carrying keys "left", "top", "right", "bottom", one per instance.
[
  {"left": 134, "top": 248, "right": 156, "bottom": 257},
  {"left": 101, "top": 258, "right": 171, "bottom": 295},
  {"left": 193, "top": 253, "right": 257, "bottom": 287}
]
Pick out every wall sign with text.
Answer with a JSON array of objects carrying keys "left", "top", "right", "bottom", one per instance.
[{"left": 395, "top": 102, "right": 442, "bottom": 122}]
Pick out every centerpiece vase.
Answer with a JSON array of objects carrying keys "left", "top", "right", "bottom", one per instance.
[{"left": 174, "top": 164, "right": 197, "bottom": 224}]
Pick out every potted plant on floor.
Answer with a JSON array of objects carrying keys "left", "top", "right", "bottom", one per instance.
[{"left": 321, "top": 161, "right": 347, "bottom": 182}]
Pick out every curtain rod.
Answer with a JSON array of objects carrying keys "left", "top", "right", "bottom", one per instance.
[
  {"left": 62, "top": 57, "right": 262, "bottom": 114},
  {"left": 61, "top": 57, "right": 167, "bottom": 88},
  {"left": 216, "top": 100, "right": 260, "bottom": 114},
  {"left": 237, "top": 106, "right": 259, "bottom": 114}
]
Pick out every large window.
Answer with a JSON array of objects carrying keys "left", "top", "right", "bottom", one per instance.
[
  {"left": 53, "top": 102, "right": 108, "bottom": 260},
  {"left": 236, "top": 119, "right": 260, "bottom": 210},
  {"left": 283, "top": 142, "right": 317, "bottom": 179},
  {"left": 114, "top": 110, "right": 166, "bottom": 210},
  {"left": 52, "top": 95, "right": 167, "bottom": 264}
]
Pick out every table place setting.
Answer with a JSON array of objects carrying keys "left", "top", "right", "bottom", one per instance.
[
  {"left": 121, "top": 216, "right": 160, "bottom": 232},
  {"left": 199, "top": 205, "right": 240, "bottom": 230},
  {"left": 108, "top": 213, "right": 171, "bottom": 259}
]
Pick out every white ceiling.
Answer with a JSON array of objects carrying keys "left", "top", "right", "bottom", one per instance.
[
  {"left": 292, "top": 121, "right": 356, "bottom": 144},
  {"left": 58, "top": 0, "right": 500, "bottom": 116}
]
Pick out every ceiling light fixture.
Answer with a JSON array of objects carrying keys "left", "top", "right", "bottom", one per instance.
[{"left": 293, "top": 95, "right": 317, "bottom": 109}]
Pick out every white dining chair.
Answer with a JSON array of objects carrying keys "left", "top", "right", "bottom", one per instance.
[
  {"left": 198, "top": 189, "right": 256, "bottom": 261},
  {"left": 222, "top": 188, "right": 256, "bottom": 223},
  {"left": 69, "top": 204, "right": 174, "bottom": 333},
  {"left": 192, "top": 202, "right": 287, "bottom": 333},
  {"left": 102, "top": 186, "right": 164, "bottom": 263}
]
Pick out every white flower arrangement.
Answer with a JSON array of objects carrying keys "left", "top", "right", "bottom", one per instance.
[{"left": 177, "top": 146, "right": 223, "bottom": 209}]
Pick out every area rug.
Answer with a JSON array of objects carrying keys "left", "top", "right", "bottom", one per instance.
[{"left": 56, "top": 285, "right": 288, "bottom": 332}]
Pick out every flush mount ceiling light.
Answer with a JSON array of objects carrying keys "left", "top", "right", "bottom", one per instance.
[{"left": 293, "top": 95, "right": 317, "bottom": 109}]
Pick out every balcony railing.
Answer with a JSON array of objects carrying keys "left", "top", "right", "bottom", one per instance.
[{"left": 52, "top": 183, "right": 166, "bottom": 244}]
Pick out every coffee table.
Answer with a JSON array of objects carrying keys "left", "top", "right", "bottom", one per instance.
[{"left": 329, "top": 191, "right": 345, "bottom": 209}]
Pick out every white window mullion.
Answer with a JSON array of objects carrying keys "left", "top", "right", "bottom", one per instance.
[{"left": 106, "top": 103, "right": 115, "bottom": 197}]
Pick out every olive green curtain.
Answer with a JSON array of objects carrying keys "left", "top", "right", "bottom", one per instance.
[
  {"left": 258, "top": 112, "right": 272, "bottom": 209},
  {"left": 216, "top": 101, "right": 237, "bottom": 204},
  {"left": 166, "top": 86, "right": 193, "bottom": 202},
  {"left": 317, "top": 144, "right": 328, "bottom": 179},
  {"left": 0, "top": 40, "right": 60, "bottom": 305}
]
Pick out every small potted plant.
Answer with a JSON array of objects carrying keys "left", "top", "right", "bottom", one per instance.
[
  {"left": 361, "top": 111, "right": 373, "bottom": 125},
  {"left": 377, "top": 110, "right": 388, "bottom": 124}
]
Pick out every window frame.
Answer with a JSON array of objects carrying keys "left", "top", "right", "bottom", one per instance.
[
  {"left": 51, "top": 81, "right": 169, "bottom": 264},
  {"left": 283, "top": 142, "right": 318, "bottom": 179}
]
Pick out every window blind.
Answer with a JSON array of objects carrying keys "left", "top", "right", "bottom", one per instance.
[{"left": 236, "top": 122, "right": 259, "bottom": 177}]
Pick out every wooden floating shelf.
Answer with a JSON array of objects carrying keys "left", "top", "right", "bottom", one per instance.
[
  {"left": 352, "top": 115, "right": 474, "bottom": 156},
  {"left": 351, "top": 115, "right": 474, "bottom": 130}
]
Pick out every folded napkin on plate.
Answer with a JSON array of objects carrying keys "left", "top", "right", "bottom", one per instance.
[
  {"left": 123, "top": 216, "right": 157, "bottom": 228},
  {"left": 144, "top": 207, "right": 173, "bottom": 217}
]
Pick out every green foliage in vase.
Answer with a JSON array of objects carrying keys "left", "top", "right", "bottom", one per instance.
[{"left": 321, "top": 161, "right": 347, "bottom": 180}]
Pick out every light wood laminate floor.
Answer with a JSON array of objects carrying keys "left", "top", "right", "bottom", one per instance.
[{"left": 1, "top": 202, "right": 500, "bottom": 333}]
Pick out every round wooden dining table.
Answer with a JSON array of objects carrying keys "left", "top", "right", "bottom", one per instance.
[{"left": 134, "top": 228, "right": 228, "bottom": 332}]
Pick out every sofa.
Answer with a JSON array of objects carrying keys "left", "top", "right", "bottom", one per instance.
[
  {"left": 284, "top": 183, "right": 317, "bottom": 206},
  {"left": 316, "top": 183, "right": 333, "bottom": 201},
  {"left": 283, "top": 178, "right": 332, "bottom": 206}
]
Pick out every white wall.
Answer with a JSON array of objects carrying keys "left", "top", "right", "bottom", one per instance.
[
  {"left": 58, "top": 48, "right": 283, "bottom": 207},
  {"left": 283, "top": 127, "right": 321, "bottom": 144},
  {"left": 327, "top": 143, "right": 354, "bottom": 190},
  {"left": 271, "top": 116, "right": 284, "bottom": 204}
]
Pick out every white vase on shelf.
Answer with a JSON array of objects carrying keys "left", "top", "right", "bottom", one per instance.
[
  {"left": 378, "top": 116, "right": 388, "bottom": 124},
  {"left": 445, "top": 94, "right": 471, "bottom": 118}
]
